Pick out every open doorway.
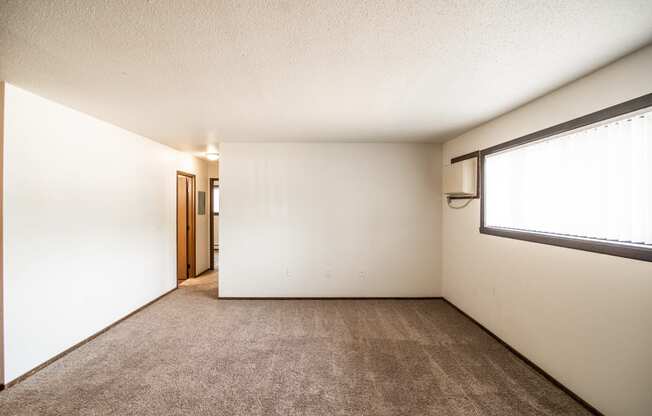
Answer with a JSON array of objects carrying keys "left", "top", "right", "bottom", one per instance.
[
  {"left": 209, "top": 178, "right": 219, "bottom": 270},
  {"left": 177, "top": 171, "right": 196, "bottom": 283}
]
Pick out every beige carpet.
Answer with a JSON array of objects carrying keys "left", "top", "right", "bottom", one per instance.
[{"left": 0, "top": 272, "right": 590, "bottom": 415}]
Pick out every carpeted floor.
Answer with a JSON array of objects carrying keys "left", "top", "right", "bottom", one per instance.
[{"left": 0, "top": 272, "right": 590, "bottom": 416}]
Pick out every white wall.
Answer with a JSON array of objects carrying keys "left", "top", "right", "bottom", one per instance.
[
  {"left": 194, "top": 159, "right": 210, "bottom": 274},
  {"left": 0, "top": 82, "right": 5, "bottom": 385},
  {"left": 2, "top": 84, "right": 210, "bottom": 383},
  {"left": 213, "top": 213, "right": 219, "bottom": 250},
  {"left": 209, "top": 160, "right": 218, "bottom": 182},
  {"left": 219, "top": 142, "right": 442, "bottom": 297},
  {"left": 442, "top": 45, "right": 652, "bottom": 416}
]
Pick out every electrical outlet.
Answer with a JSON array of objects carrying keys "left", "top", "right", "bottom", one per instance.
[{"left": 359, "top": 271, "right": 366, "bottom": 279}]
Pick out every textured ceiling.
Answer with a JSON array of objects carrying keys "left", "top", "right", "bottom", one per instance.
[{"left": 1, "top": 1, "right": 652, "bottom": 153}]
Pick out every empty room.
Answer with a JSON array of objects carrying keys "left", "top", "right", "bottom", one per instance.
[{"left": 0, "top": 1, "right": 651, "bottom": 415}]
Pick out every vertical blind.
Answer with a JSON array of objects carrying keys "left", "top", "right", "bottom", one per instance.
[{"left": 484, "top": 109, "right": 652, "bottom": 246}]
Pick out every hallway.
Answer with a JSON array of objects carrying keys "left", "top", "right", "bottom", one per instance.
[{"left": 0, "top": 272, "right": 588, "bottom": 416}]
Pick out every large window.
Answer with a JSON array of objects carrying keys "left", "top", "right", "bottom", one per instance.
[{"left": 480, "top": 94, "right": 652, "bottom": 262}]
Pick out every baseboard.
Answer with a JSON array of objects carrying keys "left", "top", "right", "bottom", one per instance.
[
  {"left": 442, "top": 298, "right": 604, "bottom": 416},
  {"left": 195, "top": 268, "right": 211, "bottom": 277},
  {"left": 3, "top": 286, "right": 178, "bottom": 390},
  {"left": 218, "top": 296, "right": 444, "bottom": 300}
]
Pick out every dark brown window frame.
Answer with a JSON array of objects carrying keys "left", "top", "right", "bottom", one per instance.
[
  {"left": 477, "top": 92, "right": 652, "bottom": 263},
  {"left": 212, "top": 179, "right": 219, "bottom": 216},
  {"left": 209, "top": 177, "right": 219, "bottom": 270}
]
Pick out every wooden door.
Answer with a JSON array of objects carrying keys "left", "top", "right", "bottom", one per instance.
[
  {"left": 177, "top": 175, "right": 189, "bottom": 280},
  {"left": 177, "top": 172, "right": 196, "bottom": 281},
  {"left": 186, "top": 175, "right": 196, "bottom": 277}
]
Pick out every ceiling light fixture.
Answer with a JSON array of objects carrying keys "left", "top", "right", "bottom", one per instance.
[{"left": 206, "top": 152, "right": 219, "bottom": 161}]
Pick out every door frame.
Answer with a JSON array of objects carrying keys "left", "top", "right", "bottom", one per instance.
[
  {"left": 209, "top": 177, "right": 218, "bottom": 270},
  {"left": 176, "top": 171, "right": 196, "bottom": 283}
]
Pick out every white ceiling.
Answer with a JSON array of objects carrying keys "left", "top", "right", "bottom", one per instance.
[{"left": 1, "top": 1, "right": 651, "bottom": 154}]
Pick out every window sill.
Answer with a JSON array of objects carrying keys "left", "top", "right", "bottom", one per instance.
[{"left": 479, "top": 226, "right": 652, "bottom": 263}]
